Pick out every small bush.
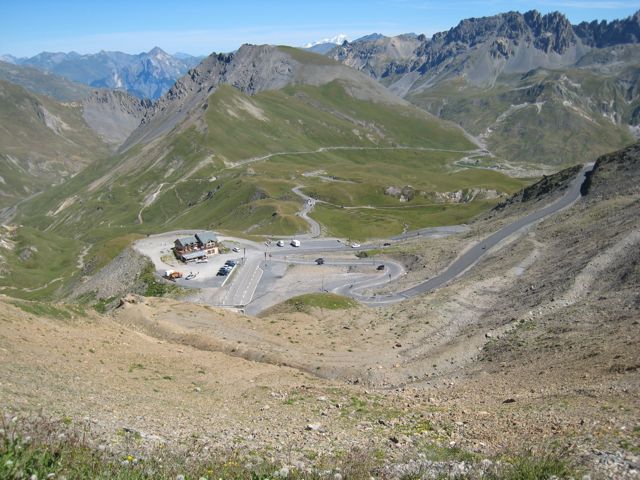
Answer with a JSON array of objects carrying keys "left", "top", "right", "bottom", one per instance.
[{"left": 496, "top": 453, "right": 577, "bottom": 480}]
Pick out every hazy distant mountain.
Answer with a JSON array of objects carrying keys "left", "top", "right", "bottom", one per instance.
[
  {"left": 0, "top": 54, "right": 18, "bottom": 64},
  {"left": 10, "top": 48, "right": 203, "bottom": 99},
  {"left": 0, "top": 61, "right": 93, "bottom": 101}
]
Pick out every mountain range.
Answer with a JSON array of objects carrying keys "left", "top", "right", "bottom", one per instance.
[
  {"left": 1, "top": 8, "right": 639, "bottom": 477},
  {"left": 2, "top": 47, "right": 203, "bottom": 99},
  {"left": 0, "top": 9, "right": 639, "bottom": 297},
  {"left": 326, "top": 10, "right": 640, "bottom": 166}
]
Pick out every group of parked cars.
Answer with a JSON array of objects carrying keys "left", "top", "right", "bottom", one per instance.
[{"left": 217, "top": 259, "right": 237, "bottom": 276}]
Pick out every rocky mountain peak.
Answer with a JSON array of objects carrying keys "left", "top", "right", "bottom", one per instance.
[
  {"left": 574, "top": 9, "right": 640, "bottom": 47},
  {"left": 148, "top": 46, "right": 167, "bottom": 56},
  {"left": 438, "top": 10, "right": 576, "bottom": 54}
]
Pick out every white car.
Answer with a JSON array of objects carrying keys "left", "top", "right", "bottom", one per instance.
[
  {"left": 351, "top": 243, "right": 361, "bottom": 248},
  {"left": 232, "top": 247, "right": 240, "bottom": 252},
  {"left": 276, "top": 240, "right": 285, "bottom": 247}
]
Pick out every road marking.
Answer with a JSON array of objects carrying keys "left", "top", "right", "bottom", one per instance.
[{"left": 240, "top": 265, "right": 264, "bottom": 305}]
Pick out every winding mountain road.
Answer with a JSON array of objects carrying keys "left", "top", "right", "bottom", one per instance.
[
  {"left": 291, "top": 186, "right": 322, "bottom": 237},
  {"left": 138, "top": 163, "right": 593, "bottom": 314},
  {"left": 334, "top": 163, "right": 594, "bottom": 305}
]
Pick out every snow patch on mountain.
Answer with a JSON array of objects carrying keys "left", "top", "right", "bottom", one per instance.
[{"left": 304, "top": 34, "right": 350, "bottom": 48}]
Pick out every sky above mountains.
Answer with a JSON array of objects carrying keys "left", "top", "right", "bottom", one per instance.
[{"left": 2, "top": 0, "right": 639, "bottom": 57}]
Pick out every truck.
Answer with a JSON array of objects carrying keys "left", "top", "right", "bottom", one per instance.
[
  {"left": 163, "top": 270, "right": 183, "bottom": 281},
  {"left": 290, "top": 239, "right": 301, "bottom": 247}
]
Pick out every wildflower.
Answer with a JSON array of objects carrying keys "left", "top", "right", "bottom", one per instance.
[{"left": 127, "top": 455, "right": 134, "bottom": 462}]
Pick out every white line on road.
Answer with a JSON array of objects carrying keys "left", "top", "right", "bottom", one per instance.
[{"left": 240, "top": 265, "right": 264, "bottom": 305}]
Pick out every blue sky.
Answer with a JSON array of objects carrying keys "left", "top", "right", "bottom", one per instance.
[{"left": 2, "top": 0, "right": 639, "bottom": 57}]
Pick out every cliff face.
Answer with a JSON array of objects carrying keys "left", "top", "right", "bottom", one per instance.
[
  {"left": 82, "top": 90, "right": 151, "bottom": 147},
  {"left": 331, "top": 10, "right": 640, "bottom": 87},
  {"left": 575, "top": 11, "right": 640, "bottom": 47}
]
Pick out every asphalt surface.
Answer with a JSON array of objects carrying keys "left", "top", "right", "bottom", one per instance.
[
  {"left": 344, "top": 163, "right": 595, "bottom": 305},
  {"left": 291, "top": 186, "right": 322, "bottom": 238},
  {"left": 136, "top": 163, "right": 592, "bottom": 312}
]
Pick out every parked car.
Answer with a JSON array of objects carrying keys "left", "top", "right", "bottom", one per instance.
[
  {"left": 315, "top": 258, "right": 324, "bottom": 265},
  {"left": 225, "top": 260, "right": 237, "bottom": 267},
  {"left": 217, "top": 269, "right": 228, "bottom": 276},
  {"left": 376, "top": 265, "right": 385, "bottom": 271},
  {"left": 351, "top": 243, "right": 361, "bottom": 248},
  {"left": 232, "top": 247, "right": 240, "bottom": 252}
]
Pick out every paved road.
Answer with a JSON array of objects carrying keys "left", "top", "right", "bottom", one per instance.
[
  {"left": 224, "top": 256, "right": 263, "bottom": 306},
  {"left": 344, "top": 163, "right": 594, "bottom": 305},
  {"left": 137, "top": 163, "right": 592, "bottom": 312},
  {"left": 291, "top": 186, "right": 322, "bottom": 238}
]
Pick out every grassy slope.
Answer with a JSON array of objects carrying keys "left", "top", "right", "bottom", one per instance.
[
  {"left": 0, "top": 79, "right": 109, "bottom": 208},
  {"left": 408, "top": 69, "right": 636, "bottom": 167},
  {"left": 7, "top": 81, "right": 529, "bottom": 299},
  {"left": 0, "top": 61, "right": 93, "bottom": 101}
]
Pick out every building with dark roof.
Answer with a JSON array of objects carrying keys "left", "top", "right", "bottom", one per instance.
[{"left": 173, "top": 231, "right": 219, "bottom": 262}]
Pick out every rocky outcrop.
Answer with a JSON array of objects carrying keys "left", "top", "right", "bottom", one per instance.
[
  {"left": 331, "top": 34, "right": 422, "bottom": 81},
  {"left": 575, "top": 11, "right": 640, "bottom": 48},
  {"left": 82, "top": 90, "right": 151, "bottom": 147},
  {"left": 330, "top": 10, "right": 640, "bottom": 88},
  {"left": 581, "top": 141, "right": 640, "bottom": 198},
  {"left": 492, "top": 164, "right": 582, "bottom": 211}
]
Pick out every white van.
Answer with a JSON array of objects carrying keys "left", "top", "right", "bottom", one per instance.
[{"left": 290, "top": 239, "right": 301, "bottom": 247}]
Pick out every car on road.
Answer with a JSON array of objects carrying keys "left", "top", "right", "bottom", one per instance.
[
  {"left": 315, "top": 258, "right": 324, "bottom": 265},
  {"left": 376, "top": 265, "right": 385, "bottom": 271},
  {"left": 351, "top": 243, "right": 361, "bottom": 248},
  {"left": 291, "top": 239, "right": 301, "bottom": 247},
  {"left": 383, "top": 242, "right": 391, "bottom": 247},
  {"left": 276, "top": 240, "right": 285, "bottom": 247},
  {"left": 232, "top": 247, "right": 240, "bottom": 252}
]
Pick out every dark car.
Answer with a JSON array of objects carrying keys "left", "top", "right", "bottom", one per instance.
[
  {"left": 217, "top": 269, "right": 228, "bottom": 276},
  {"left": 376, "top": 264, "right": 385, "bottom": 271},
  {"left": 383, "top": 242, "right": 391, "bottom": 247},
  {"left": 225, "top": 260, "right": 237, "bottom": 267},
  {"left": 315, "top": 258, "right": 324, "bottom": 265}
]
